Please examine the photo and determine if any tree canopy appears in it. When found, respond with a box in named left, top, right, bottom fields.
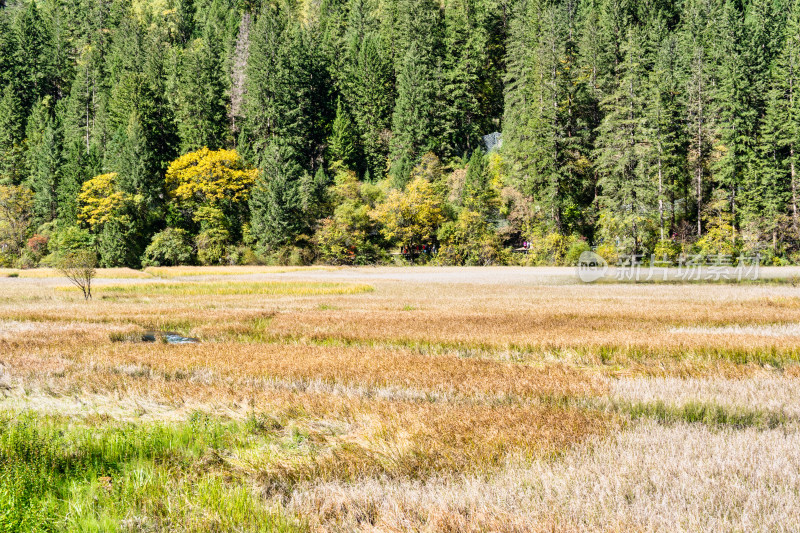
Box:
left=1, top=0, right=799, bottom=267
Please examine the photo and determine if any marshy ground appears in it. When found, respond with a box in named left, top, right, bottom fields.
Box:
left=1, top=266, right=800, bottom=531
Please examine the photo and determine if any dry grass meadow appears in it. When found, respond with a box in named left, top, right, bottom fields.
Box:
left=2, top=266, right=800, bottom=531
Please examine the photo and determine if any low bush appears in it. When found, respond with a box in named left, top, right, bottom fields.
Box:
left=142, top=228, right=194, bottom=267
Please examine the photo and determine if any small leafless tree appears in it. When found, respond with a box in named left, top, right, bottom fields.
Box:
left=57, top=249, right=97, bottom=300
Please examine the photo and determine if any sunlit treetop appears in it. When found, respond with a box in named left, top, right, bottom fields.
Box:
left=165, top=148, right=258, bottom=208
left=77, top=173, right=129, bottom=230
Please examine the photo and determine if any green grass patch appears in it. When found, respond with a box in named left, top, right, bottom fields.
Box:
left=616, top=399, right=790, bottom=429
left=0, top=411, right=302, bottom=532
left=90, top=281, right=374, bottom=298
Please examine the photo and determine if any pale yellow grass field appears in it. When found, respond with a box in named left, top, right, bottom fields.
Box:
left=1, top=267, right=799, bottom=530
left=0, top=267, right=152, bottom=278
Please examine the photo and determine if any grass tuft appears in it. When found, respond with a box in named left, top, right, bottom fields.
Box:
left=95, top=281, right=374, bottom=298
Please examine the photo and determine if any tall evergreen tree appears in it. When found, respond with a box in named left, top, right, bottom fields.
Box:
left=442, top=0, right=484, bottom=157
left=0, top=83, right=26, bottom=184
left=680, top=0, right=718, bottom=235
left=647, top=31, right=688, bottom=239
left=174, top=27, right=229, bottom=152
left=713, top=0, right=753, bottom=219
left=241, top=3, right=329, bottom=170
left=25, top=97, right=62, bottom=224
left=340, top=29, right=394, bottom=179
left=327, top=96, right=358, bottom=169
left=594, top=27, right=654, bottom=253
left=389, top=0, right=445, bottom=182
left=12, top=0, right=54, bottom=111
left=504, top=0, right=594, bottom=233
left=248, top=142, right=308, bottom=250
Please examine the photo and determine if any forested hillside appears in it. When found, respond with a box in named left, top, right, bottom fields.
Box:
left=0, top=0, right=798, bottom=267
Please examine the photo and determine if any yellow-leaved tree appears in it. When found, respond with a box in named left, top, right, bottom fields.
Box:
left=164, top=148, right=258, bottom=264
left=373, top=177, right=445, bottom=256
left=165, top=148, right=257, bottom=214
left=77, top=173, right=130, bottom=231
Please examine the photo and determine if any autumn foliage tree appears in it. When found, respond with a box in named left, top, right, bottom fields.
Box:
left=165, top=148, right=257, bottom=229
left=373, top=177, right=445, bottom=258
left=77, top=173, right=129, bottom=231
left=163, top=148, right=257, bottom=264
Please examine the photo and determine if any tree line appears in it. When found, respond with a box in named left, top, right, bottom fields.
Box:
left=0, top=0, right=799, bottom=268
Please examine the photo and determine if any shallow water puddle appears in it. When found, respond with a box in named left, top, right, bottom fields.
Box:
left=141, top=331, right=199, bottom=344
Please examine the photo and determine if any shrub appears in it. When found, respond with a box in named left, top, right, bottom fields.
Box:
left=525, top=232, right=567, bottom=265
left=142, top=228, right=194, bottom=267
left=98, top=217, right=144, bottom=268
left=40, top=226, right=95, bottom=266
left=196, top=228, right=229, bottom=265
left=26, top=234, right=48, bottom=258
left=564, top=238, right=590, bottom=265
left=653, top=239, right=680, bottom=262
left=436, top=210, right=507, bottom=266
left=594, top=243, right=619, bottom=265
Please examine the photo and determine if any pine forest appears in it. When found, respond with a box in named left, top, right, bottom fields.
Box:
left=0, top=0, right=798, bottom=267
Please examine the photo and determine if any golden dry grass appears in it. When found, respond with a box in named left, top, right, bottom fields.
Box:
left=2, top=268, right=800, bottom=530
left=143, top=265, right=338, bottom=278
left=0, top=267, right=152, bottom=278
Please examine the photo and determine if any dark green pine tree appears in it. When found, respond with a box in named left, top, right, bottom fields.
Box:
left=712, top=0, right=754, bottom=219
left=757, top=78, right=792, bottom=249
left=646, top=31, right=688, bottom=240
left=12, top=0, right=54, bottom=111
left=679, top=0, right=718, bottom=236
left=753, top=0, right=800, bottom=239
left=104, top=16, right=179, bottom=215
left=106, top=111, right=163, bottom=212
left=327, top=96, right=358, bottom=169
left=174, top=26, right=230, bottom=152
left=0, top=83, right=26, bottom=184
left=248, top=142, right=307, bottom=250
left=340, top=28, right=394, bottom=180
left=389, top=0, right=445, bottom=184
left=442, top=0, right=483, bottom=157
left=241, top=4, right=327, bottom=170
left=594, top=28, right=654, bottom=254
left=0, top=8, right=15, bottom=90
left=504, top=0, right=594, bottom=234
left=25, top=97, right=62, bottom=224
left=502, top=0, right=539, bottom=193
left=60, top=44, right=106, bottom=225
left=175, top=0, right=196, bottom=44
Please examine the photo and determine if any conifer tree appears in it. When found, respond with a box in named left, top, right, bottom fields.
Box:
left=594, top=28, right=654, bottom=253
left=463, top=148, right=498, bottom=216
left=327, top=97, right=358, bottom=169
left=647, top=31, right=688, bottom=239
left=174, top=28, right=229, bottom=152
left=0, top=83, right=26, bottom=184
left=713, top=0, right=753, bottom=218
left=389, top=0, right=445, bottom=181
left=340, top=30, right=393, bottom=179
left=25, top=97, right=62, bottom=224
left=12, top=0, right=53, bottom=111
left=442, top=0, right=483, bottom=156
left=242, top=4, right=327, bottom=170
left=248, top=142, right=307, bottom=250
left=680, top=0, right=718, bottom=236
